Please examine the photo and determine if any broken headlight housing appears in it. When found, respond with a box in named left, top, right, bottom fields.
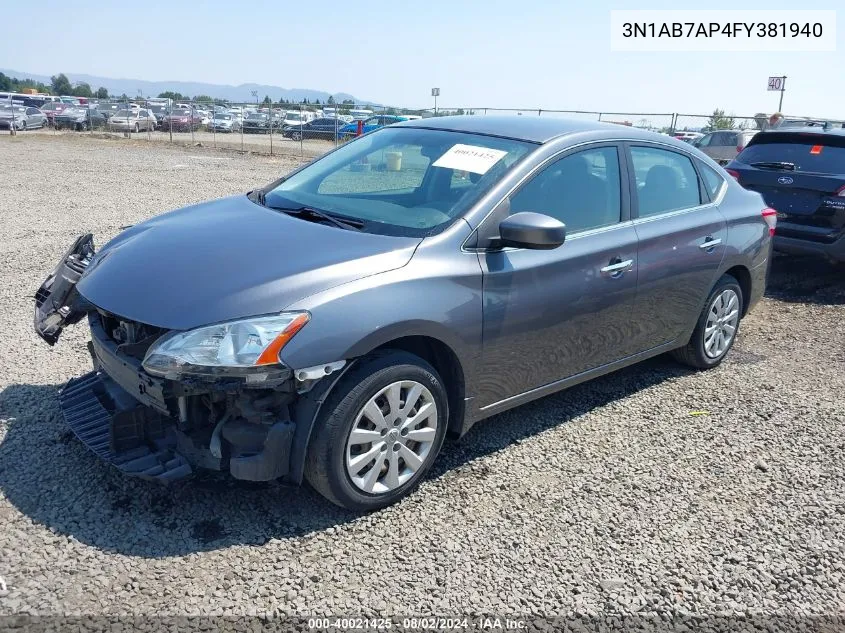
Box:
left=142, top=312, right=309, bottom=380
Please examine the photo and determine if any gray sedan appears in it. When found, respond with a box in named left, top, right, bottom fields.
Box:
left=0, top=105, right=47, bottom=130
left=33, top=117, right=773, bottom=510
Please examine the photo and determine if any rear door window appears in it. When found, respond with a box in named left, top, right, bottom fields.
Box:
left=736, top=134, right=845, bottom=174
left=630, top=146, right=702, bottom=217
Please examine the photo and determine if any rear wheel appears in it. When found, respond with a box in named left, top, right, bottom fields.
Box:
left=291, top=131, right=302, bottom=141
left=305, top=351, right=448, bottom=511
left=671, top=275, right=743, bottom=369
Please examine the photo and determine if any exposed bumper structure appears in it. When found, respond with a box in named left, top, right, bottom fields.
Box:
left=60, top=371, right=192, bottom=482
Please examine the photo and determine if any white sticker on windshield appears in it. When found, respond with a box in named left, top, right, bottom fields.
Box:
left=432, top=144, right=508, bottom=175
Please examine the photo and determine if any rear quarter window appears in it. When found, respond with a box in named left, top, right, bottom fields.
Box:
left=698, top=163, right=726, bottom=200
left=737, top=134, right=845, bottom=174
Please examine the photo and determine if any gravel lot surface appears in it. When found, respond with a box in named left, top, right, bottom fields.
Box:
left=1, top=134, right=844, bottom=627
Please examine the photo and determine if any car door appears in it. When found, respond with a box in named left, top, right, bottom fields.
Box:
left=475, top=143, right=642, bottom=408
left=626, top=143, right=727, bottom=349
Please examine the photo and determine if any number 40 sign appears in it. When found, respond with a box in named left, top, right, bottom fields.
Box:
left=767, top=76, right=786, bottom=91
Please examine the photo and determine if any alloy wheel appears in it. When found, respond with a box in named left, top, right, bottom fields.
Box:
left=345, top=380, right=438, bottom=494
left=704, top=288, right=739, bottom=359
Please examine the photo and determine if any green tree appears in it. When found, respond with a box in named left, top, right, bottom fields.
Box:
left=95, top=87, right=109, bottom=99
left=262, top=95, right=271, bottom=105
left=50, top=73, right=73, bottom=95
left=72, top=82, right=93, bottom=98
left=706, top=108, right=736, bottom=131
left=327, top=95, right=335, bottom=105
left=0, top=73, right=11, bottom=91
left=158, top=91, right=185, bottom=101
left=341, top=99, right=354, bottom=105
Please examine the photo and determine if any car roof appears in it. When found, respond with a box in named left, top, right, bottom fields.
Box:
left=393, top=115, right=684, bottom=145
left=759, top=126, right=845, bottom=137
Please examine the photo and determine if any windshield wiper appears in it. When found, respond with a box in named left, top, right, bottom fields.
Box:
left=751, top=161, right=796, bottom=171
left=268, top=204, right=364, bottom=231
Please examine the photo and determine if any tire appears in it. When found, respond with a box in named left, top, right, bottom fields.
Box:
left=134, top=123, right=140, bottom=133
left=291, top=131, right=302, bottom=141
left=671, top=274, right=743, bottom=369
left=304, top=351, right=449, bottom=511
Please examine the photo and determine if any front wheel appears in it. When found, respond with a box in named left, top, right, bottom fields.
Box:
left=291, top=131, right=302, bottom=141
left=305, top=351, right=448, bottom=511
left=671, top=274, right=743, bottom=369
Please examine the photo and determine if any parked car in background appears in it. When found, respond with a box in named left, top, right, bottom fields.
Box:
left=39, top=101, right=72, bottom=126
left=160, top=109, right=202, bottom=132
left=243, top=111, right=275, bottom=133
left=0, top=104, right=28, bottom=130
left=725, top=127, right=845, bottom=262
left=107, top=109, right=157, bottom=133
left=96, top=103, right=123, bottom=121
left=283, top=117, right=345, bottom=141
left=337, top=115, right=408, bottom=139
left=282, top=110, right=315, bottom=128
left=674, top=131, right=704, bottom=144
left=208, top=112, right=241, bottom=133
left=693, top=129, right=758, bottom=165
left=147, top=104, right=169, bottom=128
left=33, top=117, right=772, bottom=511
left=55, top=106, right=107, bottom=131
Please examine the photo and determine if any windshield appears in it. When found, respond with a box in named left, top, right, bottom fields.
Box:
left=263, top=127, right=534, bottom=237
left=738, top=133, right=845, bottom=174
left=285, top=112, right=304, bottom=121
left=214, top=113, right=232, bottom=120
left=113, top=110, right=133, bottom=117
left=247, top=113, right=268, bottom=120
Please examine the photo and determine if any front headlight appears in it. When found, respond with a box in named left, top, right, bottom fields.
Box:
left=142, top=312, right=309, bottom=379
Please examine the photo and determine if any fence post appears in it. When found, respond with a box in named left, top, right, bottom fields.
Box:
left=269, top=102, right=274, bottom=156
left=669, top=113, right=677, bottom=135
left=190, top=99, right=195, bottom=145
left=240, top=103, right=244, bottom=152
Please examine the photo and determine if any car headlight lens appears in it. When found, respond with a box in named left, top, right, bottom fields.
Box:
left=142, top=312, right=309, bottom=379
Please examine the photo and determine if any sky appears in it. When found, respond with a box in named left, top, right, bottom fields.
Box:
left=1, top=0, right=842, bottom=120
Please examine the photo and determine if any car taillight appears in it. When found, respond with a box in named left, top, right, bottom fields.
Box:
left=762, top=208, right=777, bottom=236
left=725, top=168, right=740, bottom=181
left=836, top=184, right=845, bottom=197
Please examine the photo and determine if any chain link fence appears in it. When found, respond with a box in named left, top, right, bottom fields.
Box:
left=16, top=97, right=845, bottom=161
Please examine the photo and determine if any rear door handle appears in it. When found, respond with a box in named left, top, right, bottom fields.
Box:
left=600, top=259, right=634, bottom=277
left=699, top=237, right=722, bottom=250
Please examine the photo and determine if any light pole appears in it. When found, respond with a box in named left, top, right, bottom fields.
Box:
left=431, top=87, right=440, bottom=116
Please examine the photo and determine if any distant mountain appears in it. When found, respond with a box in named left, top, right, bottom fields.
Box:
left=0, top=68, right=364, bottom=104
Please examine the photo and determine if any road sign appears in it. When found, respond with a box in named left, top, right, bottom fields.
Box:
left=767, top=76, right=786, bottom=91
left=431, top=88, right=440, bottom=97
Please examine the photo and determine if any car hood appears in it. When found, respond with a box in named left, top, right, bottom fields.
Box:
left=76, top=195, right=420, bottom=330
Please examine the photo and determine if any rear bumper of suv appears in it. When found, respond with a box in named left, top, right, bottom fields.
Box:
left=773, top=234, right=845, bottom=262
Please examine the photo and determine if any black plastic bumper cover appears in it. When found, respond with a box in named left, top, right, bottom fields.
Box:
left=59, top=372, right=192, bottom=482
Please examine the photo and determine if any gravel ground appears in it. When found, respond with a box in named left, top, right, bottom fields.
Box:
left=1, top=134, right=844, bottom=627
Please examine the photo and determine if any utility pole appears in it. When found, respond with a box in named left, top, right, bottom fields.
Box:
left=778, top=75, right=786, bottom=112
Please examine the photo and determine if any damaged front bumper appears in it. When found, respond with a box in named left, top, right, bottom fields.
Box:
left=35, top=236, right=299, bottom=484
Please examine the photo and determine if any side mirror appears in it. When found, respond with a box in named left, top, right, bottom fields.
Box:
left=498, top=212, right=566, bottom=250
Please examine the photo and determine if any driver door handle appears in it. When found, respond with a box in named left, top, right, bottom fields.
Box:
left=600, top=259, right=634, bottom=277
